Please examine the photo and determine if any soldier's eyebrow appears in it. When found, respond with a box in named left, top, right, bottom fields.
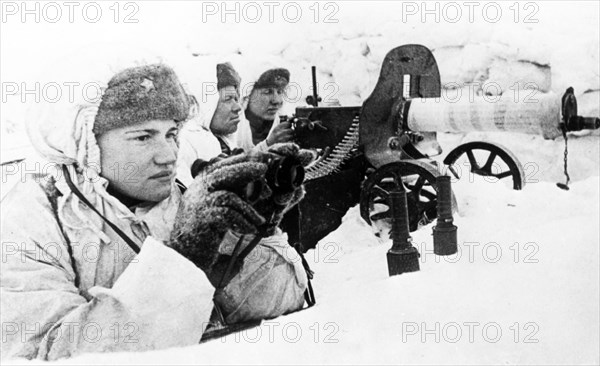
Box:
left=125, top=129, right=159, bottom=135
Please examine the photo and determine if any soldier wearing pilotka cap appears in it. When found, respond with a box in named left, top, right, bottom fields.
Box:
left=236, top=67, right=295, bottom=152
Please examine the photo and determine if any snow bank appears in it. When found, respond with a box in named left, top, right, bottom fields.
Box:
left=11, top=175, right=598, bottom=365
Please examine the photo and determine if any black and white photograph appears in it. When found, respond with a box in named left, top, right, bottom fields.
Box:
left=1, top=0, right=599, bottom=364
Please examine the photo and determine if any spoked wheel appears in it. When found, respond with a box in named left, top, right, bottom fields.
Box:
left=442, top=142, right=525, bottom=190
left=360, top=160, right=450, bottom=232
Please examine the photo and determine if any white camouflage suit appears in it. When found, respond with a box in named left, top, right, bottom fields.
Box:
left=0, top=64, right=306, bottom=361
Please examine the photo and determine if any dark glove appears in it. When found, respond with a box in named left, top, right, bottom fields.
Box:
left=190, top=148, right=246, bottom=179
left=268, top=142, right=317, bottom=168
left=252, top=143, right=316, bottom=236
left=169, top=153, right=269, bottom=278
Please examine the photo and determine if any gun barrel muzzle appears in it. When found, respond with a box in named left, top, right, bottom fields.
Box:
left=566, top=116, right=600, bottom=132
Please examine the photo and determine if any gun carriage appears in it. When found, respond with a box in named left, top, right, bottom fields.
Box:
left=281, top=44, right=600, bottom=251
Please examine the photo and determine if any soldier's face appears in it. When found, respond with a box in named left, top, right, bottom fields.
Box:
left=97, top=119, right=179, bottom=203
left=247, top=87, right=285, bottom=121
left=210, top=86, right=242, bottom=135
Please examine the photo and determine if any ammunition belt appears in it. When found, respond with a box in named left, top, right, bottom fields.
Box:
left=305, top=116, right=360, bottom=181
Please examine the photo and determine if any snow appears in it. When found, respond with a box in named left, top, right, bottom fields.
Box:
left=1, top=1, right=599, bottom=365
left=7, top=135, right=599, bottom=365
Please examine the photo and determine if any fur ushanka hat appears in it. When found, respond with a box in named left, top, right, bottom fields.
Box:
left=252, top=68, right=290, bottom=91
left=216, top=62, right=241, bottom=91
left=94, top=64, right=191, bottom=135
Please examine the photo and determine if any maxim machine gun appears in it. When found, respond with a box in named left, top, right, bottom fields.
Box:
left=281, top=44, right=600, bottom=252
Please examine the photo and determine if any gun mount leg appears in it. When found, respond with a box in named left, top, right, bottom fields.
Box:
left=360, top=160, right=456, bottom=232
left=443, top=142, right=525, bottom=190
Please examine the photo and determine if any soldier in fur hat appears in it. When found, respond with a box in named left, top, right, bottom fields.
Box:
left=236, top=68, right=295, bottom=152
left=1, top=62, right=308, bottom=360
left=177, top=62, right=244, bottom=186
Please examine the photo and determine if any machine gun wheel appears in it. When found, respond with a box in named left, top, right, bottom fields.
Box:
left=360, top=160, right=453, bottom=232
left=443, top=142, right=525, bottom=190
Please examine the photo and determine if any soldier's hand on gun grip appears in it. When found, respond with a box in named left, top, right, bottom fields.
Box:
left=168, top=154, right=269, bottom=275
left=266, top=122, right=295, bottom=146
